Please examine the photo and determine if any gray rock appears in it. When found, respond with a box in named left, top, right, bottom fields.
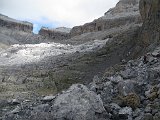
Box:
left=100, top=81, right=114, bottom=103
left=134, top=113, right=144, bottom=120
left=120, top=68, right=137, bottom=79
left=10, top=106, right=20, bottom=114
left=119, top=107, right=132, bottom=120
left=41, top=95, right=56, bottom=102
left=144, top=106, right=152, bottom=113
left=9, top=99, right=20, bottom=105
left=33, top=104, right=50, bottom=112
left=153, top=112, right=160, bottom=120
left=93, top=75, right=101, bottom=84
left=133, top=108, right=142, bottom=118
left=152, top=47, right=160, bottom=57
left=143, top=113, right=153, bottom=120
left=52, top=84, right=106, bottom=120
left=110, top=103, right=121, bottom=111
left=0, top=100, right=8, bottom=108
left=107, top=75, right=123, bottom=84
left=117, top=80, right=136, bottom=96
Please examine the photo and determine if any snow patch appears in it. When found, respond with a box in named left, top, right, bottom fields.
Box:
left=0, top=39, right=108, bottom=66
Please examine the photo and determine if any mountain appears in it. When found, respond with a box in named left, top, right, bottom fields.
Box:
left=0, top=14, right=71, bottom=48
left=38, top=27, right=71, bottom=40
left=0, top=0, right=160, bottom=119
left=70, top=0, right=141, bottom=37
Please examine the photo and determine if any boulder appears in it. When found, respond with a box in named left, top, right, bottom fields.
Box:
left=119, top=107, right=133, bottom=120
left=52, top=84, right=106, bottom=120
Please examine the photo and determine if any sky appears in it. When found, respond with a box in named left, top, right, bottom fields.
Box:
left=0, top=0, right=119, bottom=33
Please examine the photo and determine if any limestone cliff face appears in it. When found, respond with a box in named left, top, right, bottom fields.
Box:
left=39, top=27, right=71, bottom=40
left=139, top=0, right=160, bottom=47
left=0, top=14, right=33, bottom=33
left=70, top=0, right=141, bottom=37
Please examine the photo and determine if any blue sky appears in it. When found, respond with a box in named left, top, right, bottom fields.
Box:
left=0, top=0, right=119, bottom=33
left=26, top=17, right=60, bottom=34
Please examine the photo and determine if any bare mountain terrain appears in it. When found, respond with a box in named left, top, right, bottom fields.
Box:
left=0, top=0, right=160, bottom=119
left=0, top=0, right=142, bottom=99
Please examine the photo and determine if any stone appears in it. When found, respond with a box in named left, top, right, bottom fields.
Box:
left=120, top=68, right=137, bottom=79
left=146, top=55, right=158, bottom=65
left=145, top=106, right=152, bottom=113
left=152, top=109, right=158, bottom=115
left=154, top=112, right=160, bottom=120
left=52, top=84, right=106, bottom=120
left=152, top=47, right=160, bottom=57
left=143, top=113, right=153, bottom=120
left=10, top=106, right=20, bottom=114
left=41, top=95, right=56, bottom=102
left=100, top=81, right=114, bottom=103
left=107, top=75, right=123, bottom=84
left=92, top=75, right=101, bottom=84
left=149, top=92, right=158, bottom=100
left=119, top=107, right=132, bottom=119
left=9, top=99, right=20, bottom=105
left=133, top=108, right=142, bottom=118
left=0, top=100, right=8, bottom=108
left=117, top=80, right=136, bottom=96
left=33, top=104, right=50, bottom=112
left=110, top=103, right=121, bottom=111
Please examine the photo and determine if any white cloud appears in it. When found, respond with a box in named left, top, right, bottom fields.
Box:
left=0, top=0, right=119, bottom=28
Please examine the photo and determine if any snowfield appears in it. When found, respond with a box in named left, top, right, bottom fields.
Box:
left=0, top=39, right=108, bottom=66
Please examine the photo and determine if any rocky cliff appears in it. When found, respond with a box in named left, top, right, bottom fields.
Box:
left=0, top=14, right=33, bottom=33
left=0, top=14, right=71, bottom=46
left=70, top=0, right=141, bottom=37
left=39, top=27, right=71, bottom=40
left=138, top=0, right=160, bottom=48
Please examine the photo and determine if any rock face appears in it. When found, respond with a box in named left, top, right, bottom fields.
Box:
left=70, top=0, right=141, bottom=37
left=39, top=27, right=71, bottom=40
left=52, top=84, right=106, bottom=120
left=0, top=14, right=70, bottom=46
left=0, top=14, right=33, bottom=33
left=139, top=0, right=160, bottom=48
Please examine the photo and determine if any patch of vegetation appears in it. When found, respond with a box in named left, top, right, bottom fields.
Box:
left=36, top=72, right=57, bottom=95
left=0, top=85, right=8, bottom=93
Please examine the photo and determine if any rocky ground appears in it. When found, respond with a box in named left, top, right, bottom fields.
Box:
left=0, top=0, right=160, bottom=119
left=0, top=46, right=160, bottom=120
